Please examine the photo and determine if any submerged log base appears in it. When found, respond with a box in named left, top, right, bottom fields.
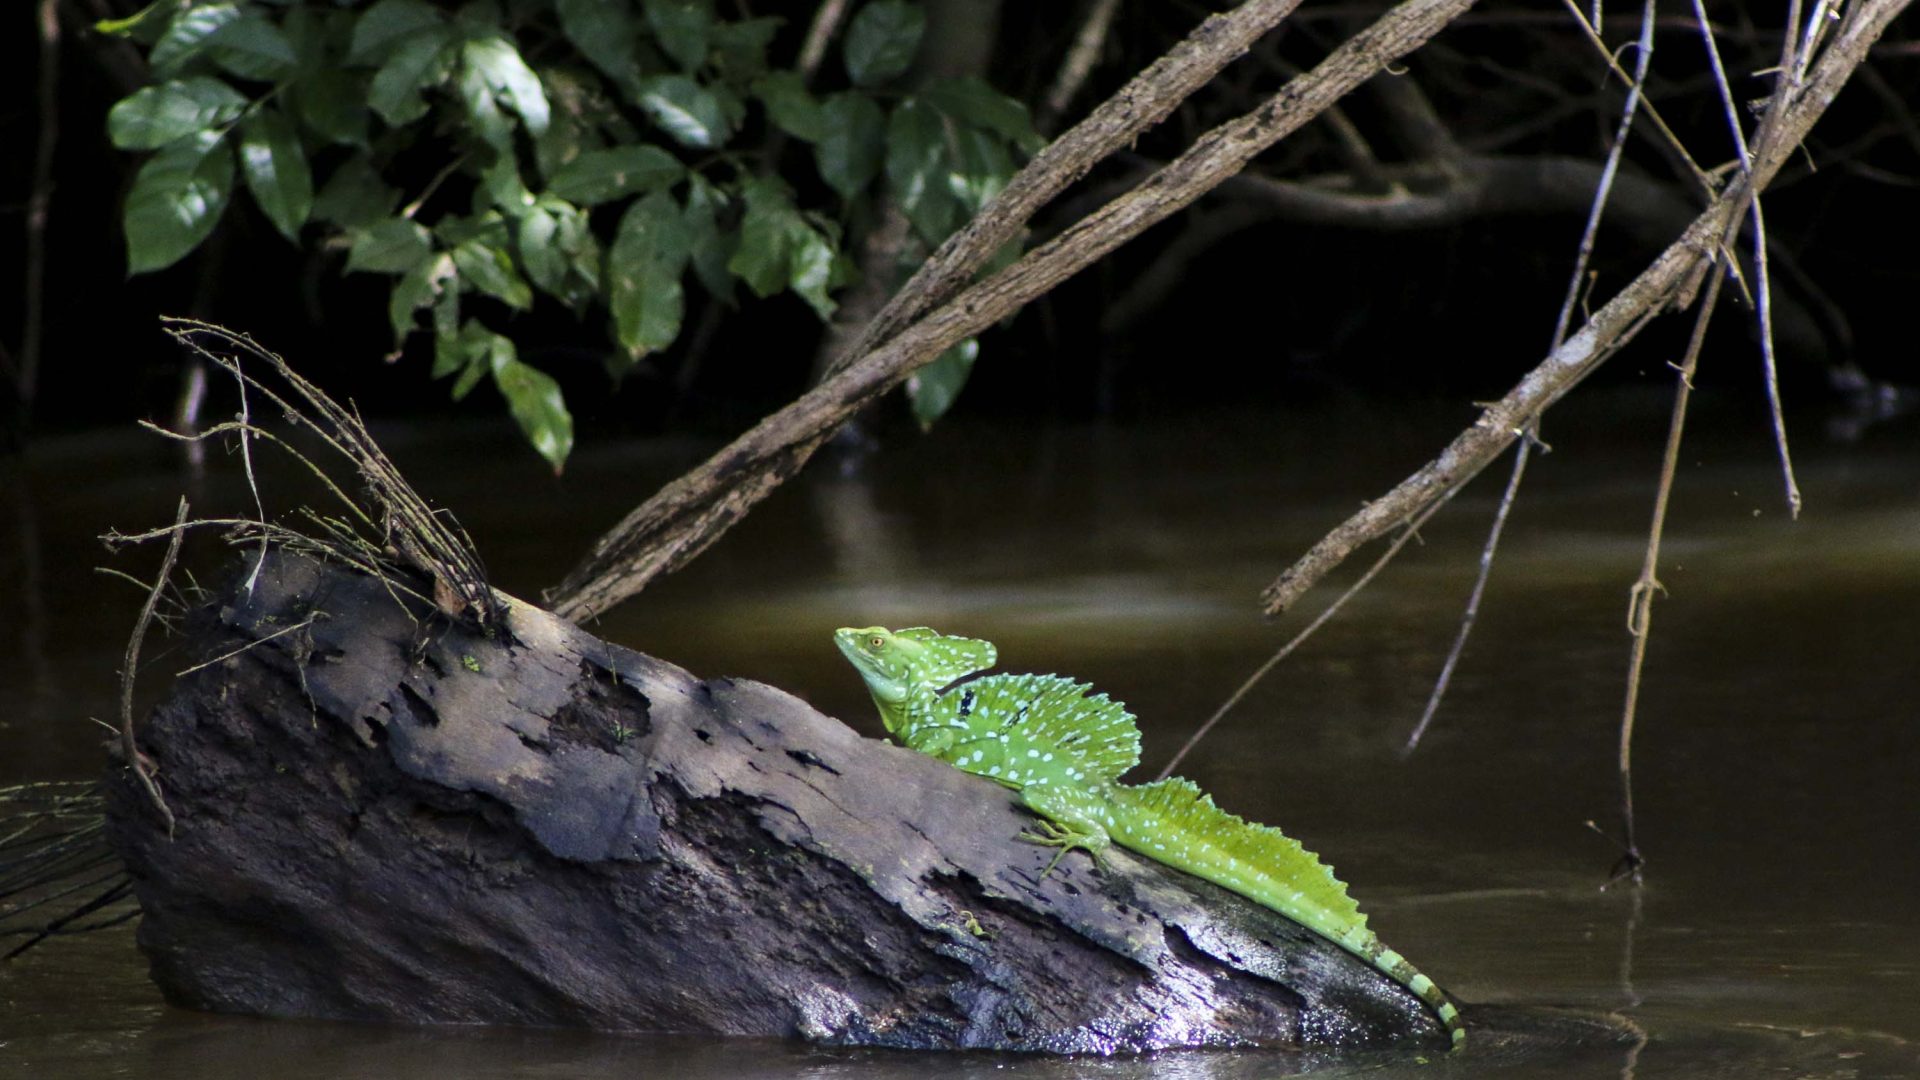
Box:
left=104, top=553, right=1448, bottom=1054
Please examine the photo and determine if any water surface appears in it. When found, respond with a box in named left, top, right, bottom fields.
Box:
left=3, top=391, right=1916, bottom=1077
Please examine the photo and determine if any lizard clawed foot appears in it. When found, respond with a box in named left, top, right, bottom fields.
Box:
left=1018, top=820, right=1109, bottom=880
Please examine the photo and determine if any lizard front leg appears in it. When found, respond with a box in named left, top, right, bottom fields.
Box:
left=1018, top=784, right=1114, bottom=879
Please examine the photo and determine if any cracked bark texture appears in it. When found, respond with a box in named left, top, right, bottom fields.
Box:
left=103, top=552, right=1447, bottom=1053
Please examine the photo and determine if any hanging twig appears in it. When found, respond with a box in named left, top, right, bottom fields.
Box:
left=1158, top=495, right=1455, bottom=780
left=1260, top=0, right=1910, bottom=617
left=1402, top=435, right=1532, bottom=754
left=1608, top=0, right=1821, bottom=881
left=1556, top=0, right=1715, bottom=199
left=1690, top=0, right=1804, bottom=519
left=118, top=498, right=187, bottom=838
left=1614, top=263, right=1728, bottom=882
left=1408, top=0, right=1657, bottom=753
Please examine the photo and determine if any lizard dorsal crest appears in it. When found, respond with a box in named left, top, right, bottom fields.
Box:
left=957, top=673, right=1143, bottom=783
left=1123, top=777, right=1369, bottom=942
left=890, top=627, right=998, bottom=688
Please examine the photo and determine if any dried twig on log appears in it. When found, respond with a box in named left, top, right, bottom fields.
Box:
left=116, top=497, right=187, bottom=837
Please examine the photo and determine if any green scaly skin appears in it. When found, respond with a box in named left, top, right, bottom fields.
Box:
left=835, top=625, right=1466, bottom=1050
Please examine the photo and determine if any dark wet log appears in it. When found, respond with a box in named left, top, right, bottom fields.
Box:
left=103, top=552, right=1447, bottom=1053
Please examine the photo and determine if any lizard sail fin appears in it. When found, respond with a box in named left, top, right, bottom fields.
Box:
left=889, top=627, right=998, bottom=688
left=958, top=673, right=1142, bottom=783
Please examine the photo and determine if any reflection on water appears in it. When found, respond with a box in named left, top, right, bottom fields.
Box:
left=2, top=391, right=1917, bottom=1077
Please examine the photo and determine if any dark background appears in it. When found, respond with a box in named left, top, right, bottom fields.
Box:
left=3, top=1, right=1917, bottom=450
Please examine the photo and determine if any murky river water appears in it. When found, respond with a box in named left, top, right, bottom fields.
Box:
left=2, top=389, right=1916, bottom=1077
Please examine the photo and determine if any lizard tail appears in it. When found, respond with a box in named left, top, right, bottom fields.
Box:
left=1109, top=779, right=1466, bottom=1049
left=1367, top=942, right=1466, bottom=1050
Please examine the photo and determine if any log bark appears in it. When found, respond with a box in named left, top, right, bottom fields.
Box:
left=103, top=552, right=1448, bottom=1053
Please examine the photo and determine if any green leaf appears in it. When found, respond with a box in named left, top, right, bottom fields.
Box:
left=906, top=337, right=977, bottom=430
left=432, top=210, right=510, bottom=248
left=455, top=61, right=512, bottom=151
left=461, top=36, right=549, bottom=135
left=885, top=97, right=957, bottom=243
left=150, top=2, right=242, bottom=76
left=432, top=319, right=491, bottom=394
left=815, top=93, right=885, bottom=201
left=480, top=155, right=535, bottom=216
left=237, top=110, right=312, bottom=241
left=643, top=0, right=712, bottom=71
left=787, top=218, right=837, bottom=320
left=557, top=206, right=603, bottom=298
left=430, top=318, right=574, bottom=473
left=290, top=66, right=370, bottom=147
left=545, top=145, right=682, bottom=205
left=108, top=78, right=248, bottom=150
left=608, top=191, right=691, bottom=359
left=947, top=125, right=1013, bottom=213
left=683, top=175, right=731, bottom=300
left=511, top=198, right=600, bottom=306
left=388, top=251, right=453, bottom=346
left=347, top=0, right=443, bottom=65
left=283, top=8, right=370, bottom=145
left=555, top=0, right=641, bottom=90
left=923, top=76, right=1042, bottom=152
left=532, top=68, right=602, bottom=179
left=844, top=0, right=923, bottom=87
left=452, top=237, right=534, bottom=309
left=367, top=27, right=453, bottom=126
left=123, top=131, right=235, bottom=274
left=727, top=178, right=791, bottom=297
left=312, top=155, right=398, bottom=227
left=346, top=217, right=432, bottom=273
left=639, top=75, right=729, bottom=149
left=489, top=346, right=574, bottom=474
left=753, top=71, right=823, bottom=142
left=516, top=204, right=564, bottom=296
left=432, top=273, right=463, bottom=374
left=208, top=14, right=297, bottom=81
left=452, top=346, right=490, bottom=400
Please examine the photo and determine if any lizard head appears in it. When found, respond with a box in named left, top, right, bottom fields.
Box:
left=835, top=626, right=913, bottom=705
left=834, top=626, right=998, bottom=705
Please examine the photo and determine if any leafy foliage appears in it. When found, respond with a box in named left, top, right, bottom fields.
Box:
left=104, top=0, right=1039, bottom=469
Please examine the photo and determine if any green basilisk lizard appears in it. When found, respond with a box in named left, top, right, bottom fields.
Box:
left=835, top=625, right=1465, bottom=1049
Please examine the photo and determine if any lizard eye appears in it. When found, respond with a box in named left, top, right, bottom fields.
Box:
left=868, top=635, right=886, bottom=650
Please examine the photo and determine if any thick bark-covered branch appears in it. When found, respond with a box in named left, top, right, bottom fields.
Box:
left=548, top=0, right=1479, bottom=622
left=104, top=552, right=1449, bottom=1052
left=1260, top=0, right=1910, bottom=615
left=828, top=0, right=1309, bottom=376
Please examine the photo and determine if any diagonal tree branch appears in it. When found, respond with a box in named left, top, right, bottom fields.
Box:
left=549, top=0, right=1480, bottom=621
left=1259, top=0, right=1911, bottom=616
left=822, top=0, right=1312, bottom=380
